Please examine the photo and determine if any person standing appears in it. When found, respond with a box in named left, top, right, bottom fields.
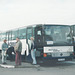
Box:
left=14, top=37, right=22, bottom=66
left=30, top=37, right=37, bottom=65
left=2, top=39, right=8, bottom=64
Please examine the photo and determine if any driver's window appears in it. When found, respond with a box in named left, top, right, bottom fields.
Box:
left=37, top=31, right=41, bottom=35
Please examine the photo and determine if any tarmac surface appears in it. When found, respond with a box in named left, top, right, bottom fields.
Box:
left=0, top=59, right=40, bottom=68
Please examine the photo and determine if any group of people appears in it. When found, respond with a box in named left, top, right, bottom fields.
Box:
left=1, top=37, right=37, bottom=66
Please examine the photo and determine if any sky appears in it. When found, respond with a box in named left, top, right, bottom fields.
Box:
left=0, top=0, right=75, bottom=31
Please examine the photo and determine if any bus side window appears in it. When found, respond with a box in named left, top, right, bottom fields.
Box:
left=12, top=30, right=18, bottom=40
left=19, top=28, right=26, bottom=39
left=26, top=27, right=32, bottom=44
left=6, top=31, right=12, bottom=41
left=1, top=32, right=7, bottom=40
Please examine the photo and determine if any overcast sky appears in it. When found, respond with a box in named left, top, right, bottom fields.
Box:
left=0, top=0, right=75, bottom=31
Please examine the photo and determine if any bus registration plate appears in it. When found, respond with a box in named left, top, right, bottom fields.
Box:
left=58, top=58, right=65, bottom=61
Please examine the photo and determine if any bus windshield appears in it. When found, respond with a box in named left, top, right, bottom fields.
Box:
left=44, top=25, right=72, bottom=46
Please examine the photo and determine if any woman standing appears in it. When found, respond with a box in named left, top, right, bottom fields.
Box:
left=2, top=39, right=8, bottom=64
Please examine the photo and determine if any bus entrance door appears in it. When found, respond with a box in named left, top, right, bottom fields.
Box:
left=35, top=25, right=44, bottom=57
left=35, top=25, right=43, bottom=48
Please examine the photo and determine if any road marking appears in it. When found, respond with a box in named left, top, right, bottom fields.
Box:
left=0, top=64, right=15, bottom=68
left=0, top=64, right=40, bottom=68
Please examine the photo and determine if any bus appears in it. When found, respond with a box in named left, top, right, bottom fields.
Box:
left=71, top=25, right=75, bottom=57
left=0, top=24, right=74, bottom=62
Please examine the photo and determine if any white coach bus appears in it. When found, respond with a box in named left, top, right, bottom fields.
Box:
left=0, top=24, right=74, bottom=62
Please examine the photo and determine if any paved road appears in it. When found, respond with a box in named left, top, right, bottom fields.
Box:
left=0, top=59, right=75, bottom=75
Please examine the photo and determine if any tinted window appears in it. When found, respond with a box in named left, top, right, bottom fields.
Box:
left=19, top=28, right=26, bottom=39
left=27, top=28, right=32, bottom=39
left=1, top=32, right=6, bottom=41
left=6, top=31, right=12, bottom=40
left=12, top=30, right=18, bottom=40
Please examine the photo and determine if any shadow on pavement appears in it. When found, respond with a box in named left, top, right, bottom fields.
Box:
left=38, top=60, right=75, bottom=67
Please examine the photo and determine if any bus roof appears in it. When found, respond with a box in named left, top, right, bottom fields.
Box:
left=0, top=24, right=71, bottom=32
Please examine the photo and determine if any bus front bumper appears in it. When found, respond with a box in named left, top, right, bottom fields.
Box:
left=43, top=56, right=74, bottom=61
